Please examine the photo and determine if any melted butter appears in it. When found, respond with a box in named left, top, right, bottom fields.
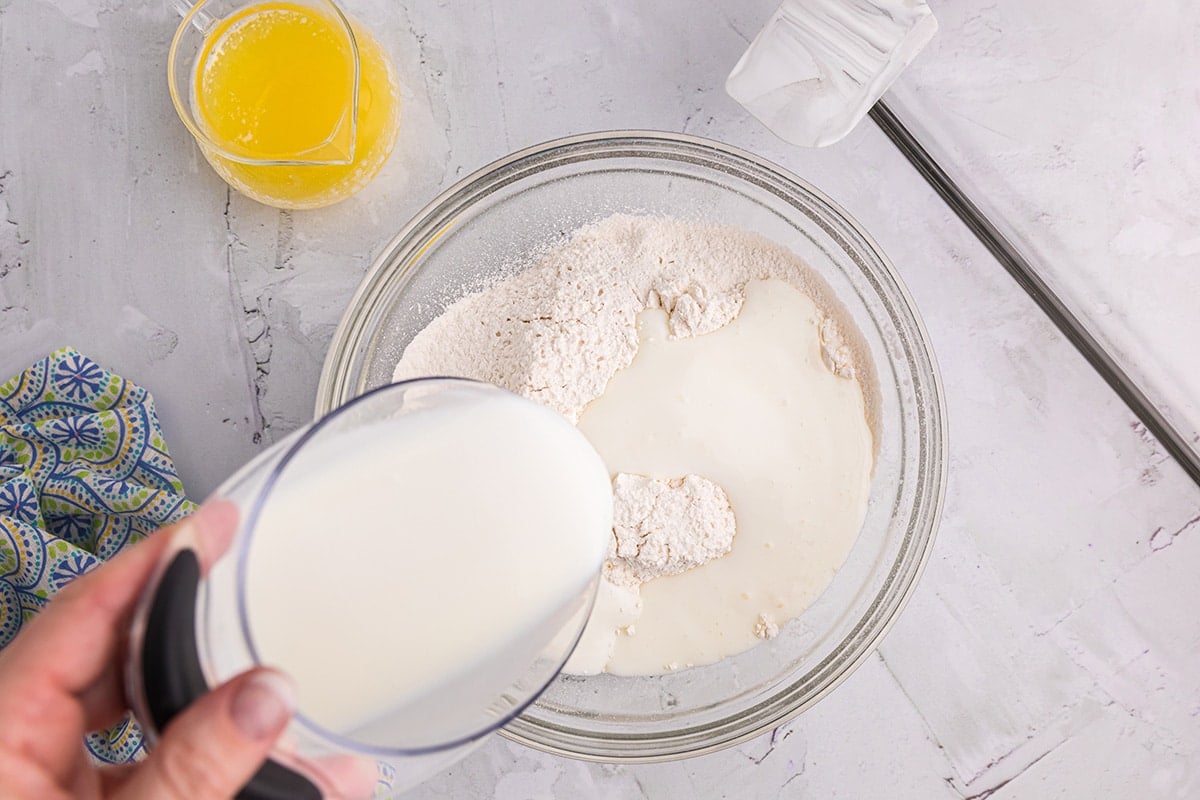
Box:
left=573, top=278, right=874, bottom=675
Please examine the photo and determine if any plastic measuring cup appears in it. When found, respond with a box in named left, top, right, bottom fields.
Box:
left=125, top=379, right=611, bottom=798
left=168, top=0, right=401, bottom=209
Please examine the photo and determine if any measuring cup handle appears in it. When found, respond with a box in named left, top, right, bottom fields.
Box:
left=170, top=0, right=217, bottom=31
left=139, top=549, right=321, bottom=800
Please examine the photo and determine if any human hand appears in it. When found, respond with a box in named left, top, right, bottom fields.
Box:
left=0, top=502, right=298, bottom=799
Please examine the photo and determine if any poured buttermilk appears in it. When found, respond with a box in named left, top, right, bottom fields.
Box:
left=573, top=279, right=874, bottom=675
left=242, top=388, right=612, bottom=744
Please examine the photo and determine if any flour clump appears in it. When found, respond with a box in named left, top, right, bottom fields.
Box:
left=607, top=473, right=737, bottom=587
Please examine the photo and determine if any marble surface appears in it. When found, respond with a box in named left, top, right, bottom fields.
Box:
left=889, top=0, right=1200, bottom=475
left=1, top=1, right=1199, bottom=798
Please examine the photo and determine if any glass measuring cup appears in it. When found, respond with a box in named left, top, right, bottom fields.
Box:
left=168, top=0, right=402, bottom=209
left=125, top=379, right=610, bottom=798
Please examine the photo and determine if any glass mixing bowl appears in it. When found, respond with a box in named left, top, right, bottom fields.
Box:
left=316, top=131, right=947, bottom=762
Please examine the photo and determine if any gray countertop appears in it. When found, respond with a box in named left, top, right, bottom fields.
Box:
left=2, top=1, right=1198, bottom=797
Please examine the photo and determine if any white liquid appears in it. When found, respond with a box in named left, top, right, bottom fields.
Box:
left=573, top=279, right=874, bottom=675
left=243, top=386, right=612, bottom=745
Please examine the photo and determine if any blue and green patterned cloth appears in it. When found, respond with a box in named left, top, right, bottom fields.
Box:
left=0, top=347, right=195, bottom=764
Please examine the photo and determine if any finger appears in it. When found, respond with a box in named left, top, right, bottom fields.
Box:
left=113, top=667, right=295, bottom=800
left=267, top=736, right=378, bottom=800
left=306, top=754, right=380, bottom=800
left=99, top=762, right=138, bottom=793
left=0, top=501, right=238, bottom=728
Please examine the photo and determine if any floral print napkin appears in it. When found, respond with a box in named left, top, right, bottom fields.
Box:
left=0, top=347, right=195, bottom=763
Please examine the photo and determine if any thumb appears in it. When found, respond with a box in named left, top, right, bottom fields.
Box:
left=117, top=668, right=296, bottom=799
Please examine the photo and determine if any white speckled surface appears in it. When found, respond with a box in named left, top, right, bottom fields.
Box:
left=1, top=1, right=1198, bottom=797
left=888, top=0, right=1200, bottom=475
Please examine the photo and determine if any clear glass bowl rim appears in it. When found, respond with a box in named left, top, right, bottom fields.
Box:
left=315, top=130, right=948, bottom=763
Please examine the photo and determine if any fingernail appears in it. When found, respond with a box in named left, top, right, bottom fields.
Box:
left=345, top=757, right=381, bottom=800
left=186, top=501, right=239, bottom=569
left=231, top=669, right=296, bottom=741
left=312, top=755, right=380, bottom=800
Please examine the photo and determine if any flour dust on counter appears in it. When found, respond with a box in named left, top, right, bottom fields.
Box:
left=392, top=215, right=876, bottom=676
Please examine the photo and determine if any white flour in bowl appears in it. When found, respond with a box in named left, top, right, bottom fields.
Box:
left=393, top=215, right=876, bottom=675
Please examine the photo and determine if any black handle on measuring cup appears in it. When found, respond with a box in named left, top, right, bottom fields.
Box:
left=141, top=549, right=321, bottom=800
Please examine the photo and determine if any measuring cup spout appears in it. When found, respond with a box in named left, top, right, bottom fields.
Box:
left=167, top=0, right=361, bottom=167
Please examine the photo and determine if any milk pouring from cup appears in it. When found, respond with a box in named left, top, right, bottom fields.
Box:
left=125, top=380, right=613, bottom=798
